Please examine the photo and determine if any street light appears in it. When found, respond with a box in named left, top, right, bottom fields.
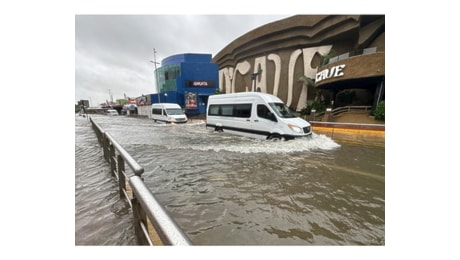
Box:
left=150, top=48, right=160, bottom=103
left=251, top=67, right=262, bottom=92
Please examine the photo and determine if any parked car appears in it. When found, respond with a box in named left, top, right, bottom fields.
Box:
left=107, top=109, right=119, bottom=116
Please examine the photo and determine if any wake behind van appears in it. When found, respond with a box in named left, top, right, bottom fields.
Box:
left=151, top=103, right=188, bottom=123
left=206, top=92, right=312, bottom=140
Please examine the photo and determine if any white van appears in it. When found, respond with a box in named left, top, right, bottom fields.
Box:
left=206, top=92, right=312, bottom=140
left=151, top=103, right=188, bottom=123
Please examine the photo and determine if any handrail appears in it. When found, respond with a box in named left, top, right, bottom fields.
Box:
left=331, top=106, right=372, bottom=117
left=88, top=116, right=191, bottom=245
left=307, top=106, right=373, bottom=123
left=90, top=117, right=144, bottom=176
left=105, top=132, right=144, bottom=176
left=130, top=176, right=192, bottom=245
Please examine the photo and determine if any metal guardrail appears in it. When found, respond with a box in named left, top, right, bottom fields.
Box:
left=331, top=106, right=372, bottom=117
left=307, top=105, right=372, bottom=122
left=130, top=176, right=191, bottom=245
left=89, top=117, right=191, bottom=245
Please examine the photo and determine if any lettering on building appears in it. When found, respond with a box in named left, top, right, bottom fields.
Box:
left=185, top=80, right=215, bottom=87
left=315, top=64, right=346, bottom=83
left=218, top=45, right=333, bottom=111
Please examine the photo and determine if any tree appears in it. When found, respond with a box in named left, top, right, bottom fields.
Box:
left=320, top=49, right=337, bottom=66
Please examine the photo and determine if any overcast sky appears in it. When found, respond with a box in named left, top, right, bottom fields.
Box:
left=75, top=15, right=291, bottom=106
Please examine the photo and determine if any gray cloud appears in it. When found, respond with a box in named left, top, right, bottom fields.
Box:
left=75, top=15, right=290, bottom=106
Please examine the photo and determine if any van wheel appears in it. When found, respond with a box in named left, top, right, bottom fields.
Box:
left=267, top=134, right=283, bottom=141
left=215, top=126, right=223, bottom=132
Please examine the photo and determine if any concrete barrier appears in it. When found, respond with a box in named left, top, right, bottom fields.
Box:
left=311, top=122, right=385, bottom=147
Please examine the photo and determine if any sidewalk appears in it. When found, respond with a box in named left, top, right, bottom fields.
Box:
left=331, top=111, right=384, bottom=125
left=309, top=111, right=385, bottom=146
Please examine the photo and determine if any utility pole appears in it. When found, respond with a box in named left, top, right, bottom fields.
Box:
left=108, top=89, right=113, bottom=103
left=150, top=48, right=160, bottom=103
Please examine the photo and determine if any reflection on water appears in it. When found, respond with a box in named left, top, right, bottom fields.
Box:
left=75, top=115, right=384, bottom=245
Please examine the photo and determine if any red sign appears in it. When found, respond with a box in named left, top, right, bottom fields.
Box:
left=185, top=92, right=197, bottom=110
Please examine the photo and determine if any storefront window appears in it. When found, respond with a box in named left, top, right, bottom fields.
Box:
left=156, top=64, right=180, bottom=92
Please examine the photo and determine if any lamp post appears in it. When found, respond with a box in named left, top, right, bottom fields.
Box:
left=251, top=67, right=262, bottom=92
left=150, top=48, right=160, bottom=104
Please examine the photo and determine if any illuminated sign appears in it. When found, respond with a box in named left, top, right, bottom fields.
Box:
left=185, top=80, right=215, bottom=87
left=315, top=64, right=346, bottom=83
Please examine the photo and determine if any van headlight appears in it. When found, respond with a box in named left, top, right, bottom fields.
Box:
left=288, top=124, right=302, bottom=133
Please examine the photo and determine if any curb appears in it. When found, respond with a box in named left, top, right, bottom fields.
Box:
left=310, top=121, right=385, bottom=147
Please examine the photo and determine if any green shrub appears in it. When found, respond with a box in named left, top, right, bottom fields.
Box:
left=300, top=101, right=326, bottom=116
left=374, top=101, right=385, bottom=120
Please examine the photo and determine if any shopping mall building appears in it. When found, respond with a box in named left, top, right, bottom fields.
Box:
left=212, top=14, right=384, bottom=112
left=142, top=15, right=384, bottom=118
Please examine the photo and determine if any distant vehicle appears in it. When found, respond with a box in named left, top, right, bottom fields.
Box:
left=206, top=92, right=312, bottom=140
left=151, top=103, right=188, bottom=123
left=107, top=109, right=119, bottom=116
left=121, top=104, right=138, bottom=115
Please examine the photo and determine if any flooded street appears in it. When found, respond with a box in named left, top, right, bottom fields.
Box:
left=75, top=114, right=384, bottom=245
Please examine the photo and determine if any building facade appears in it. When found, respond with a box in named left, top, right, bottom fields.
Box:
left=212, top=15, right=385, bottom=112
left=151, top=53, right=219, bottom=116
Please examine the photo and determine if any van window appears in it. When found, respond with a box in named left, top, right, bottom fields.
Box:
left=269, top=103, right=297, bottom=118
left=165, top=108, right=184, bottom=115
left=152, top=108, right=162, bottom=115
left=208, top=104, right=251, bottom=118
left=234, top=104, right=251, bottom=117
left=221, top=105, right=233, bottom=116
left=257, top=104, right=277, bottom=121
left=209, top=105, right=220, bottom=115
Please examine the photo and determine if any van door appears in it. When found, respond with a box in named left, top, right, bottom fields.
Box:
left=224, top=104, right=252, bottom=131
left=255, top=104, right=279, bottom=138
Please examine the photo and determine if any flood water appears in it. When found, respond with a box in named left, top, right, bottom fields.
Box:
left=75, top=114, right=384, bottom=245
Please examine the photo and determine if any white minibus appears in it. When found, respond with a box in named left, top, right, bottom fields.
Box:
left=206, top=92, right=312, bottom=140
left=151, top=103, right=188, bottom=123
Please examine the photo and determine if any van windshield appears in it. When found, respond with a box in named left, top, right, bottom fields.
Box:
left=269, top=103, right=297, bottom=118
left=165, top=108, right=184, bottom=115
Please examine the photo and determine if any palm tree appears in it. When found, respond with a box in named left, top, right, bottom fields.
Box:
left=298, top=75, right=316, bottom=108
left=320, top=49, right=337, bottom=66
left=298, top=49, right=336, bottom=114
left=298, top=75, right=316, bottom=88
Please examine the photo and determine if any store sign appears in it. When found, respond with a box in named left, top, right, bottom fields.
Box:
left=185, top=80, right=215, bottom=87
left=315, top=64, right=346, bottom=83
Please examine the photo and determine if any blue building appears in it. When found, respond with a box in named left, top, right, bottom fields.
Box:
left=150, top=53, right=219, bottom=117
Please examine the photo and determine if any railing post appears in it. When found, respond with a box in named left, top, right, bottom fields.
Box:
left=102, top=133, right=109, bottom=163
left=131, top=197, right=150, bottom=245
left=109, top=143, right=116, bottom=176
left=117, top=154, right=126, bottom=199
left=309, top=109, right=316, bottom=121
left=326, top=108, right=333, bottom=122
